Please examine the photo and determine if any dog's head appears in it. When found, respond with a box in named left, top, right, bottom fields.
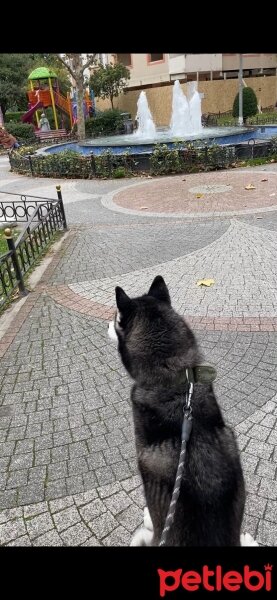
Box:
left=108, top=275, right=200, bottom=385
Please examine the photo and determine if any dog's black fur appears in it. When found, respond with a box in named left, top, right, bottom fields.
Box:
left=114, top=276, right=245, bottom=546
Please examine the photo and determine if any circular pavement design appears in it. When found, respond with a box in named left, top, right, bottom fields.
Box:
left=112, top=171, right=277, bottom=216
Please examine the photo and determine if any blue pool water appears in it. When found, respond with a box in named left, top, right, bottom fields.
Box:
left=42, top=126, right=277, bottom=157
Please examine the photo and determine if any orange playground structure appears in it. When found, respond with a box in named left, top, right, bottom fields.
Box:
left=22, top=67, right=93, bottom=130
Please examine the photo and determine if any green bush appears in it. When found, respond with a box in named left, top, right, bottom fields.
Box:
left=150, top=144, right=183, bottom=175
left=113, top=167, right=126, bottom=178
left=6, top=122, right=36, bottom=142
left=4, top=111, right=25, bottom=123
left=85, top=109, right=124, bottom=137
left=232, top=87, right=258, bottom=121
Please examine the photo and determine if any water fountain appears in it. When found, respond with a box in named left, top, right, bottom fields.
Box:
left=42, top=80, right=272, bottom=158
left=134, top=91, right=156, bottom=139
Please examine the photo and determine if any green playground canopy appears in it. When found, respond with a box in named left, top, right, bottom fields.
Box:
left=28, top=67, right=58, bottom=80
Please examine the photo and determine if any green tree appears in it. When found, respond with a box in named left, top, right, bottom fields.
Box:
left=0, top=54, right=71, bottom=118
left=55, top=54, right=97, bottom=140
left=0, top=54, right=32, bottom=116
left=233, top=87, right=258, bottom=122
left=90, top=62, right=130, bottom=109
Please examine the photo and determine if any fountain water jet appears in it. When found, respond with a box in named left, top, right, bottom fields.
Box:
left=170, top=80, right=202, bottom=137
left=188, top=81, right=202, bottom=134
left=134, top=91, right=156, bottom=139
left=170, top=80, right=192, bottom=136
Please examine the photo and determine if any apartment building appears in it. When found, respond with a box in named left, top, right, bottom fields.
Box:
left=106, top=53, right=277, bottom=88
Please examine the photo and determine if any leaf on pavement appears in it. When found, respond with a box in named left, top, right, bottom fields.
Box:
left=196, top=278, right=215, bottom=287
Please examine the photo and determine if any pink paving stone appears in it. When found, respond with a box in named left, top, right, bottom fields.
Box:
left=114, top=171, right=277, bottom=214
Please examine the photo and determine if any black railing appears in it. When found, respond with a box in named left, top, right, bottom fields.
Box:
left=0, top=187, right=67, bottom=311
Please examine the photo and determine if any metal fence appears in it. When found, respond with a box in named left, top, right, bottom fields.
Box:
left=0, top=187, right=67, bottom=310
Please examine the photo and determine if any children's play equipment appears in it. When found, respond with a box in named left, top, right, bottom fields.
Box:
left=21, top=67, right=94, bottom=130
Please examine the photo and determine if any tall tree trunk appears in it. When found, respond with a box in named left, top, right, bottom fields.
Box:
left=55, top=53, right=96, bottom=141
left=71, top=54, right=86, bottom=141
left=110, top=95, right=114, bottom=109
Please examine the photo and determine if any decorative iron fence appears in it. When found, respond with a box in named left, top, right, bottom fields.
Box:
left=0, top=187, right=67, bottom=311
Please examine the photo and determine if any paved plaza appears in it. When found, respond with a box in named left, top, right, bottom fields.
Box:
left=1, top=156, right=277, bottom=546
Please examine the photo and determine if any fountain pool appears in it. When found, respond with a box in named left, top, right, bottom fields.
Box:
left=39, top=82, right=277, bottom=157
left=41, top=126, right=277, bottom=156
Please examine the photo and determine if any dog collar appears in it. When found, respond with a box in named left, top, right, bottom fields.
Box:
left=175, top=365, right=217, bottom=386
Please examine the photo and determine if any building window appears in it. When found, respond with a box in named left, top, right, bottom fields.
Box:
left=116, top=54, right=132, bottom=67
left=148, top=53, right=164, bottom=63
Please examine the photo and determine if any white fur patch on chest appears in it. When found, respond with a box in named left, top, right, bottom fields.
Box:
left=108, top=320, right=118, bottom=342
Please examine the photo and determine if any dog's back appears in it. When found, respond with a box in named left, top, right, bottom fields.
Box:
left=111, top=275, right=245, bottom=546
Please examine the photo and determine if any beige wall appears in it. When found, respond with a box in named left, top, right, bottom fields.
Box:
left=223, top=54, right=277, bottom=71
left=185, top=54, right=222, bottom=73
left=96, top=76, right=277, bottom=125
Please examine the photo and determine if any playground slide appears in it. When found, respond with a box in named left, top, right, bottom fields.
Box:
left=21, top=101, right=43, bottom=124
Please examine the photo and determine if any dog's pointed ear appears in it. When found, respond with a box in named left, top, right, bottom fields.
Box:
left=148, top=276, right=171, bottom=305
left=115, top=286, right=131, bottom=312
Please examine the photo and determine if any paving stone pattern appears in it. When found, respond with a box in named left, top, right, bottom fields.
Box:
left=1, top=157, right=277, bottom=545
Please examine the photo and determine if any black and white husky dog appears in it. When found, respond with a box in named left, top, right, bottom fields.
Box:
left=108, top=275, right=257, bottom=547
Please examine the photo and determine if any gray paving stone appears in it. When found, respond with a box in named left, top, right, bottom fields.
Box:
left=49, top=496, right=74, bottom=513
left=112, top=461, right=132, bottom=481
left=103, top=525, right=131, bottom=546
left=256, top=459, right=277, bottom=480
left=48, top=461, right=68, bottom=481
left=66, top=475, right=84, bottom=495
left=26, top=513, right=54, bottom=540
left=121, top=476, right=142, bottom=492
left=97, top=482, right=122, bottom=499
left=7, top=535, right=32, bottom=546
left=258, top=478, right=277, bottom=500
left=24, top=502, right=48, bottom=518
left=103, top=490, right=133, bottom=516
left=60, top=522, right=92, bottom=546
left=52, top=506, right=81, bottom=532
left=0, top=490, right=17, bottom=509
left=0, top=518, right=26, bottom=545
left=44, top=480, right=67, bottom=501
left=95, top=466, right=116, bottom=486
left=246, top=439, right=274, bottom=460
left=73, top=489, right=98, bottom=507
left=89, top=512, right=118, bottom=539
left=33, top=530, right=63, bottom=546
left=79, top=499, right=107, bottom=521
left=116, top=504, right=143, bottom=533
left=257, top=519, right=277, bottom=546
left=264, top=500, right=277, bottom=523
left=245, top=493, right=267, bottom=518
left=81, top=536, right=102, bottom=546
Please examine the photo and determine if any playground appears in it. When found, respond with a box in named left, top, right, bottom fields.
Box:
left=21, top=67, right=95, bottom=132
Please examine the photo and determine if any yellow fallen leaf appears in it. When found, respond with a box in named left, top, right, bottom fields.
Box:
left=245, top=184, right=256, bottom=190
left=196, top=278, right=215, bottom=287
left=196, top=194, right=203, bottom=198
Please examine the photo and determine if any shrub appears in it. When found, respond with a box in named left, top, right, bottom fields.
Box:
left=85, top=109, right=124, bottom=137
left=113, top=167, right=126, bottom=178
left=232, top=87, right=258, bottom=121
left=150, top=144, right=183, bottom=175
left=4, top=111, right=25, bottom=123
left=5, top=122, right=36, bottom=142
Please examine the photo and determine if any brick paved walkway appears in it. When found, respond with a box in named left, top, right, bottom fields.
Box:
left=1, top=157, right=277, bottom=546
